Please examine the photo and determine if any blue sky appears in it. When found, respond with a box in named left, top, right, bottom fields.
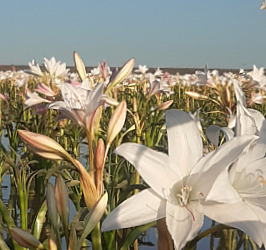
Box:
left=0, top=0, right=265, bottom=69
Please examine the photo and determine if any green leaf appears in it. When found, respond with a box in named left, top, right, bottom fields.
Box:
left=119, top=222, right=156, bottom=250
left=32, top=200, right=47, bottom=240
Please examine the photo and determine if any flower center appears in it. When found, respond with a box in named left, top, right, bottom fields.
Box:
left=176, top=185, right=192, bottom=207
left=176, top=185, right=196, bottom=221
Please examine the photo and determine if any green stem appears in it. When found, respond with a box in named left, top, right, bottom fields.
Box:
left=91, top=222, right=102, bottom=250
left=185, top=224, right=231, bottom=250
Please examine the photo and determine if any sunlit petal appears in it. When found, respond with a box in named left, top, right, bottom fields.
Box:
left=102, top=188, right=166, bottom=231
left=115, top=143, right=179, bottom=198
left=166, top=201, right=204, bottom=250
left=165, top=109, right=202, bottom=177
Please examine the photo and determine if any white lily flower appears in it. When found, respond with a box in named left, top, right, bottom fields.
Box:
left=49, top=82, right=105, bottom=131
left=203, top=80, right=266, bottom=247
left=206, top=80, right=265, bottom=146
left=135, top=65, right=149, bottom=75
left=193, top=64, right=208, bottom=86
left=44, top=57, right=69, bottom=78
left=27, top=60, right=43, bottom=77
left=204, top=140, right=266, bottom=247
left=91, top=66, right=101, bottom=76
left=102, top=109, right=255, bottom=249
left=248, top=65, right=266, bottom=90
left=24, top=89, right=51, bottom=108
left=154, top=67, right=163, bottom=77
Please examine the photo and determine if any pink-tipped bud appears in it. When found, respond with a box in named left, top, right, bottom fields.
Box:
left=185, top=91, right=209, bottom=100
left=55, top=174, right=69, bottom=230
left=157, top=100, right=173, bottom=111
left=95, top=139, right=105, bottom=171
left=10, top=227, right=45, bottom=249
left=95, top=139, right=105, bottom=196
left=18, top=130, right=71, bottom=161
left=106, top=100, right=127, bottom=147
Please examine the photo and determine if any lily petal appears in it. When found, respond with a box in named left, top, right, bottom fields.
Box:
left=165, top=109, right=203, bottom=177
left=101, top=188, right=166, bottom=231
left=203, top=201, right=264, bottom=248
left=189, top=135, right=256, bottom=195
left=166, top=201, right=204, bottom=250
left=115, top=143, right=179, bottom=198
left=236, top=102, right=258, bottom=136
left=205, top=169, right=242, bottom=203
left=247, top=108, right=265, bottom=132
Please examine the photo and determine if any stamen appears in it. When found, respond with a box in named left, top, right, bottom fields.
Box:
left=258, top=175, right=266, bottom=186
left=176, top=185, right=195, bottom=221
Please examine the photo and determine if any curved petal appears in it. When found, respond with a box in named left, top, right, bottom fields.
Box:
left=85, top=82, right=105, bottom=115
left=115, top=143, right=179, bottom=198
left=229, top=141, right=266, bottom=177
left=205, top=169, right=242, bottom=203
left=203, top=201, right=264, bottom=248
left=259, top=120, right=266, bottom=144
left=236, top=102, right=258, bottom=136
left=247, top=108, right=265, bottom=132
left=189, top=135, right=256, bottom=195
left=101, top=188, right=166, bottom=231
left=49, top=101, right=67, bottom=110
left=220, top=127, right=234, bottom=141
left=165, top=201, right=204, bottom=250
left=165, top=109, right=203, bottom=177
left=233, top=79, right=246, bottom=106
left=206, top=125, right=221, bottom=147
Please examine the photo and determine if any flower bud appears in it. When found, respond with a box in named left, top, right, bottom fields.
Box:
left=73, top=159, right=99, bottom=209
left=55, top=174, right=69, bottom=230
left=157, top=100, right=173, bottom=111
left=106, top=100, right=127, bottom=147
left=185, top=91, right=209, bottom=100
left=107, top=58, right=135, bottom=92
left=46, top=184, right=59, bottom=228
left=95, top=139, right=105, bottom=196
left=10, top=227, right=44, bottom=249
left=68, top=224, right=77, bottom=250
left=73, top=51, right=86, bottom=81
left=133, top=97, right=137, bottom=112
left=18, top=130, right=71, bottom=161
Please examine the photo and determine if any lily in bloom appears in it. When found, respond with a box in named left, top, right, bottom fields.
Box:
left=24, top=89, right=51, bottom=108
left=27, top=60, right=43, bottom=77
left=44, top=57, right=69, bottom=78
left=49, top=82, right=105, bottom=132
left=204, top=140, right=266, bottom=248
left=202, top=81, right=266, bottom=247
left=102, top=109, right=255, bottom=249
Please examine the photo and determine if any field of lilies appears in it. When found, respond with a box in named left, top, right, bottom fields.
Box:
left=0, top=52, right=266, bottom=250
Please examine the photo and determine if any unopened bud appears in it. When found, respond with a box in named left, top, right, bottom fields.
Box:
left=185, top=91, right=209, bottom=100
left=157, top=100, right=173, bottom=111
left=18, top=130, right=71, bottom=161
left=106, top=100, right=127, bottom=147
left=55, top=174, right=69, bottom=230
left=107, top=58, right=135, bottom=92
left=10, top=227, right=44, bottom=249
left=95, top=139, right=105, bottom=196
left=73, top=51, right=86, bottom=81
left=133, top=97, right=137, bottom=112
